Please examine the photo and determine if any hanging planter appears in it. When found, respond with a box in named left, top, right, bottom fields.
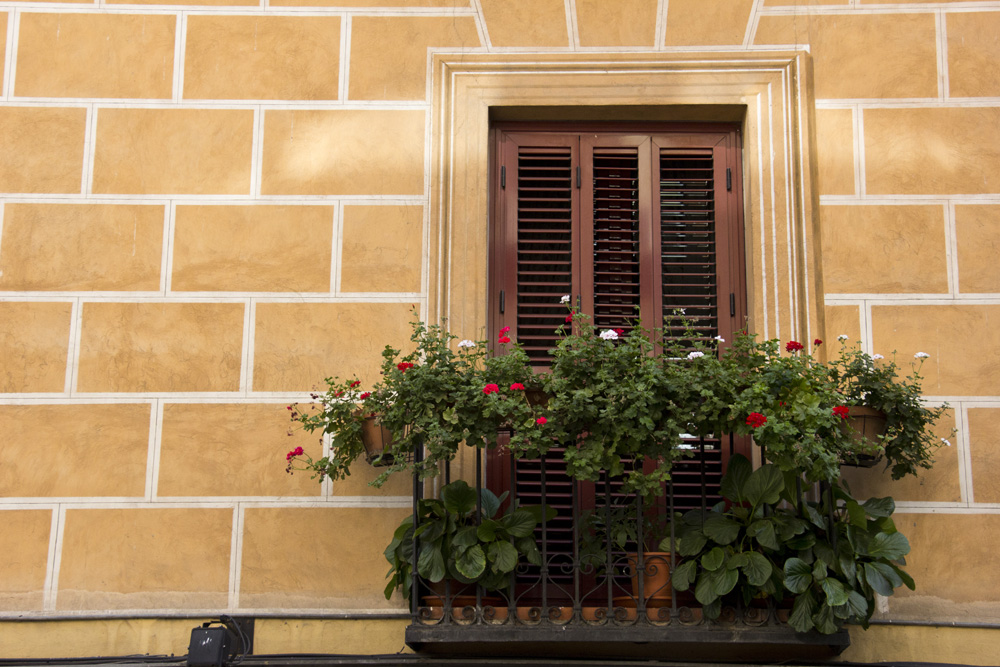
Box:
left=359, top=413, right=396, bottom=467
left=840, top=406, right=887, bottom=468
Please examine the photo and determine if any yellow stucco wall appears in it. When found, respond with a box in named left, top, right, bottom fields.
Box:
left=1, top=0, right=998, bottom=661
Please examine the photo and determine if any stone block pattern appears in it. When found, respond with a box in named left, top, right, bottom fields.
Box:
left=0, top=1, right=997, bottom=648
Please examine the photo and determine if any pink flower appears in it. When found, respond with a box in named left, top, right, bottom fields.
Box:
left=746, top=412, right=767, bottom=429
left=814, top=338, right=823, bottom=346
left=397, top=362, right=414, bottom=372
left=483, top=384, right=500, bottom=395
left=359, top=392, right=371, bottom=400
left=510, top=383, right=525, bottom=391
left=833, top=405, right=850, bottom=420
left=786, top=340, right=804, bottom=353
left=535, top=416, right=547, bottom=425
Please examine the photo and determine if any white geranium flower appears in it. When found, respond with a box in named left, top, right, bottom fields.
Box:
left=560, top=295, right=571, bottom=304
left=941, top=438, right=952, bottom=447
left=837, top=334, right=849, bottom=342
left=457, top=339, right=476, bottom=349
left=714, top=336, right=725, bottom=343
left=600, top=329, right=619, bottom=341
left=687, top=351, right=705, bottom=360
left=872, top=353, right=884, bottom=360
left=915, top=351, right=930, bottom=359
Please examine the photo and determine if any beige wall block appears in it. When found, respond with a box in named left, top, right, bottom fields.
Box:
left=0, top=510, right=50, bottom=611
left=844, top=625, right=1000, bottom=667
left=253, top=302, right=413, bottom=391
left=58, top=508, right=231, bottom=610
left=956, top=205, right=1000, bottom=293
left=77, top=302, right=244, bottom=392
left=341, top=205, right=422, bottom=293
left=968, top=408, right=1000, bottom=503
left=240, top=507, right=409, bottom=609
left=576, top=0, right=657, bottom=47
left=0, top=301, right=71, bottom=393
left=330, top=459, right=411, bottom=497
left=665, top=0, right=754, bottom=46
left=754, top=14, right=937, bottom=99
left=0, top=107, right=85, bottom=194
left=271, top=0, right=464, bottom=5
left=819, top=205, right=948, bottom=294
left=895, top=514, right=1000, bottom=610
left=865, top=107, right=1000, bottom=195
left=349, top=16, right=479, bottom=100
left=261, top=110, right=425, bottom=195
left=0, top=404, right=149, bottom=497
left=184, top=16, right=340, bottom=101
left=822, top=305, right=861, bottom=347
left=479, top=0, right=568, bottom=47
left=0, top=13, right=6, bottom=91
left=158, top=403, right=322, bottom=497
left=171, top=205, right=333, bottom=292
left=0, top=619, right=216, bottom=660
left=0, top=203, right=163, bottom=291
left=814, top=108, right=855, bottom=196
left=254, top=618, right=410, bottom=655
left=871, top=305, right=1000, bottom=396
left=839, top=409, right=959, bottom=502
left=93, top=108, right=253, bottom=195
left=947, top=11, right=1000, bottom=98
left=15, top=13, right=174, bottom=99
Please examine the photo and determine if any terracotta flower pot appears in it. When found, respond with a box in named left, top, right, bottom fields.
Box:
left=840, top=406, right=887, bottom=467
left=628, top=551, right=673, bottom=604
left=358, top=413, right=395, bottom=466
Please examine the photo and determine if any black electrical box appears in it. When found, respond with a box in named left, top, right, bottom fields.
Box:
left=187, top=626, right=231, bottom=667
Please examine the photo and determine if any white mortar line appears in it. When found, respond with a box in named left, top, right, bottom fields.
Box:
left=68, top=298, right=84, bottom=396
left=43, top=505, right=66, bottom=612
left=850, top=105, right=861, bottom=197
left=229, top=503, right=244, bottom=610
left=172, top=12, right=185, bottom=102
left=82, top=104, right=97, bottom=196
left=163, top=201, right=176, bottom=293
left=767, top=84, right=780, bottom=341
left=0, top=498, right=410, bottom=509
left=781, top=68, right=797, bottom=338
left=331, top=202, right=342, bottom=295
left=743, top=0, right=764, bottom=49
left=250, top=105, right=263, bottom=197
left=341, top=14, right=352, bottom=101
left=956, top=403, right=971, bottom=505
left=320, top=432, right=333, bottom=498
left=469, top=0, right=491, bottom=51
left=239, top=298, right=253, bottom=394
left=0, top=203, right=5, bottom=277
left=856, top=106, right=867, bottom=198
left=944, top=200, right=958, bottom=296
left=936, top=9, right=949, bottom=100
left=146, top=399, right=161, bottom=502
left=2, top=9, right=16, bottom=99
left=653, top=0, right=667, bottom=49
left=565, top=0, right=579, bottom=50
left=755, top=93, right=769, bottom=339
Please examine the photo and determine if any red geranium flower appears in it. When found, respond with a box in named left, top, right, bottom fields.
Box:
left=614, top=328, right=625, bottom=336
left=786, top=340, right=804, bottom=352
left=535, top=416, right=547, bottom=425
left=814, top=338, right=823, bottom=346
left=565, top=315, right=573, bottom=323
left=286, top=446, right=304, bottom=461
left=498, top=336, right=511, bottom=344
left=500, top=326, right=510, bottom=335
left=510, top=383, right=525, bottom=391
left=746, top=412, right=767, bottom=428
left=832, top=405, right=850, bottom=420
left=483, top=384, right=500, bottom=395
left=359, top=392, right=371, bottom=400
left=397, top=362, right=414, bottom=372
left=350, top=380, right=361, bottom=388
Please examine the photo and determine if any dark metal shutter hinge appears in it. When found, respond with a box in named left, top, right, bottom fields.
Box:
left=726, top=168, right=732, bottom=192
left=499, top=290, right=505, bottom=314
left=501, top=166, right=506, bottom=189
left=576, top=166, right=581, bottom=189
left=730, top=293, right=736, bottom=317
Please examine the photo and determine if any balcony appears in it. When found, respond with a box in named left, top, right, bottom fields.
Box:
left=400, top=435, right=851, bottom=661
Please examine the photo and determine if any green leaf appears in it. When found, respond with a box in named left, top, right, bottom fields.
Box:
left=891, top=563, right=915, bottom=591
left=480, top=488, right=502, bottom=520
left=678, top=530, right=708, bottom=557
left=846, top=500, right=868, bottom=529
left=477, top=518, right=500, bottom=542
left=745, top=464, right=784, bottom=506
left=820, top=577, right=850, bottom=607
left=452, top=525, right=478, bottom=549
left=728, top=552, right=749, bottom=570
left=743, top=551, right=772, bottom=587
left=672, top=560, right=697, bottom=591
left=720, top=453, right=752, bottom=503
left=784, top=558, right=813, bottom=594
left=488, top=541, right=519, bottom=573
left=502, top=509, right=538, bottom=538
left=748, top=520, right=779, bottom=550
left=703, top=515, right=741, bottom=545
left=516, top=536, right=542, bottom=567
left=441, top=480, right=477, bottom=517
left=703, top=597, right=722, bottom=621
left=869, top=561, right=903, bottom=589
left=862, top=496, right=895, bottom=518
left=695, top=572, right=720, bottom=605
left=710, top=566, right=739, bottom=596
left=867, top=532, right=910, bottom=560
left=863, top=562, right=894, bottom=597
left=417, top=544, right=446, bottom=582
left=789, top=590, right=817, bottom=633
left=454, top=544, right=486, bottom=580
left=701, top=546, right=725, bottom=571
left=846, top=590, right=869, bottom=619
left=813, top=602, right=840, bottom=634
left=815, top=541, right=836, bottom=569
left=812, top=558, right=828, bottom=582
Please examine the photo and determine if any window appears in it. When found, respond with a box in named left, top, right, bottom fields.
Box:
left=486, top=123, right=749, bottom=581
